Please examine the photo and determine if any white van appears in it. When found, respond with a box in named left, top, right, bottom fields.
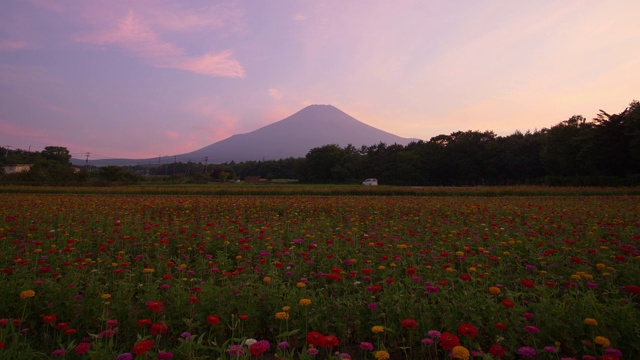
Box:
left=362, top=178, right=378, bottom=186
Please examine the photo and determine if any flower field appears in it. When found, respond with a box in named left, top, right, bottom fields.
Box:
left=0, top=190, right=639, bottom=359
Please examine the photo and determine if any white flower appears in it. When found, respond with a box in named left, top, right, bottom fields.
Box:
left=244, top=338, right=257, bottom=346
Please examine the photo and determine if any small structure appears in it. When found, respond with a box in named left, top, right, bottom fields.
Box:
left=244, top=176, right=262, bottom=184
left=2, top=164, right=33, bottom=174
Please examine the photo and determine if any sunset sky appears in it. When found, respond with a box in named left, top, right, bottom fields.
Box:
left=1, top=0, right=639, bottom=159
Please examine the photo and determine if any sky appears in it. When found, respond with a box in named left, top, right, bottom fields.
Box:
left=1, top=0, right=639, bottom=160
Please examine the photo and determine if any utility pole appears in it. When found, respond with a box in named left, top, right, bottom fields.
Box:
left=85, top=152, right=90, bottom=168
left=204, top=156, right=208, bottom=174
left=173, top=156, right=176, bottom=176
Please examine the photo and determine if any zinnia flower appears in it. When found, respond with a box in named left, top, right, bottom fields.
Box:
left=401, top=318, right=419, bottom=330
left=452, top=345, right=470, bottom=360
left=75, top=342, right=90, bottom=355
left=371, top=325, right=385, bottom=333
left=275, top=311, right=289, bottom=320
left=132, top=339, right=154, bottom=355
left=360, top=342, right=374, bottom=351
left=457, top=323, right=478, bottom=338
left=206, top=315, right=220, bottom=325
left=583, top=318, right=598, bottom=326
left=299, top=298, right=312, bottom=306
left=227, top=345, right=245, bottom=356
left=594, top=336, right=611, bottom=347
left=502, top=299, right=515, bottom=308
left=249, top=340, right=270, bottom=356
left=489, top=344, right=505, bottom=358
left=517, top=346, right=536, bottom=358
left=374, top=350, right=390, bottom=360
left=439, top=332, right=460, bottom=350
left=20, top=290, right=35, bottom=299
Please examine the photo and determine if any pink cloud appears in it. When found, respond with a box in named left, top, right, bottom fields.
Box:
left=0, top=39, right=30, bottom=51
left=75, top=10, right=244, bottom=78
left=182, top=97, right=241, bottom=142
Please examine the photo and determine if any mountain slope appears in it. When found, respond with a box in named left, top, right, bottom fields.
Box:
left=180, top=104, right=417, bottom=163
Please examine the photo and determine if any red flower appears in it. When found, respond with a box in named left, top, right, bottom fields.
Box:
left=385, top=278, right=396, bottom=284
left=206, top=315, right=220, bottom=325
left=306, top=331, right=324, bottom=347
left=188, top=296, right=199, bottom=303
left=43, top=314, right=57, bottom=324
left=439, top=332, right=460, bottom=350
left=406, top=267, right=417, bottom=275
left=249, top=340, right=270, bottom=356
left=622, top=285, right=640, bottom=294
left=489, top=344, right=505, bottom=358
left=494, top=322, right=507, bottom=331
left=238, top=314, right=249, bottom=321
left=75, top=342, right=90, bottom=355
left=132, top=339, right=154, bottom=355
left=323, top=335, right=340, bottom=348
left=147, top=300, right=164, bottom=312
left=460, top=273, right=472, bottom=282
left=137, top=318, right=152, bottom=327
left=150, top=322, right=168, bottom=335
left=521, top=278, right=535, bottom=288
left=401, top=318, right=419, bottom=330
left=457, top=323, right=478, bottom=338
left=501, top=299, right=515, bottom=308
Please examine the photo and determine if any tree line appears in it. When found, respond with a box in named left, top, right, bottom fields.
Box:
left=2, top=100, right=639, bottom=186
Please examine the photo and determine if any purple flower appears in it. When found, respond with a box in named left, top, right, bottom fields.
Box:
left=517, top=346, right=536, bottom=358
left=421, top=338, right=434, bottom=345
left=227, top=345, right=245, bottom=356
left=181, top=331, right=192, bottom=339
left=116, top=354, right=133, bottom=360
left=277, top=341, right=290, bottom=350
left=604, top=348, right=623, bottom=357
left=360, top=342, right=374, bottom=351
left=427, top=330, right=441, bottom=339
left=307, top=348, right=319, bottom=356
left=52, top=349, right=65, bottom=356
left=425, top=285, right=440, bottom=293
left=367, top=303, right=378, bottom=310
left=543, top=346, right=557, bottom=353
left=158, top=352, right=173, bottom=360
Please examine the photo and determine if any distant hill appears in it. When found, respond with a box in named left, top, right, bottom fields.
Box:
left=73, top=104, right=419, bottom=166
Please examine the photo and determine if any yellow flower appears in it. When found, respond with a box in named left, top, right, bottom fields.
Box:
left=594, top=336, right=611, bottom=347
left=282, top=306, right=290, bottom=312
left=275, top=311, right=289, bottom=320
left=101, top=294, right=112, bottom=300
left=452, top=345, right=470, bottom=360
left=489, top=286, right=501, bottom=295
left=296, top=282, right=306, bottom=288
left=584, top=318, right=598, bottom=326
left=20, top=290, right=35, bottom=299
left=374, top=350, right=390, bottom=360
left=299, top=298, right=312, bottom=306
left=263, top=276, right=272, bottom=284
left=371, top=325, right=385, bottom=333
left=142, top=268, right=155, bottom=273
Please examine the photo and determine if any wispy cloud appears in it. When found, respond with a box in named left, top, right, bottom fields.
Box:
left=75, top=10, right=244, bottom=78
left=183, top=96, right=241, bottom=142
left=268, top=88, right=283, bottom=101
left=0, top=39, right=30, bottom=51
